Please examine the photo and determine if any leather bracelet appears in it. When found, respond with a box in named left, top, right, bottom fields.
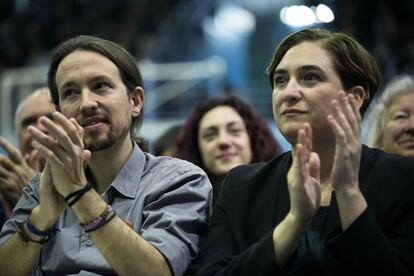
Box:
left=65, top=182, right=93, bottom=207
left=81, top=205, right=116, bottom=232
left=86, top=210, right=116, bottom=233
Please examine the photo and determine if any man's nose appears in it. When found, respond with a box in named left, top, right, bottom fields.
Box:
left=80, top=89, right=98, bottom=115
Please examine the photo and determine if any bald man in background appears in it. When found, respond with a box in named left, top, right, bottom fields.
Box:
left=0, top=87, right=54, bottom=217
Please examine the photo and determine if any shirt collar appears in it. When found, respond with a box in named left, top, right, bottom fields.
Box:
left=108, top=142, right=145, bottom=199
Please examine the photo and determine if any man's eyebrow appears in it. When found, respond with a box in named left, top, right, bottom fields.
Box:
left=89, top=75, right=112, bottom=82
left=20, top=116, right=37, bottom=127
left=60, top=81, right=77, bottom=90
left=20, top=113, right=53, bottom=127
left=60, top=75, right=112, bottom=89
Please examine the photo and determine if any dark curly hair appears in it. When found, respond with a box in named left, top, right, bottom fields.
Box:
left=175, top=95, right=281, bottom=176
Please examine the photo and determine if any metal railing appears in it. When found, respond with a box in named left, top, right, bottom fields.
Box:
left=0, top=56, right=227, bottom=144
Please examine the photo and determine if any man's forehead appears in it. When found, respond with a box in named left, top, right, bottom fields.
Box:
left=16, top=99, right=54, bottom=131
left=19, top=97, right=54, bottom=118
left=55, top=50, right=120, bottom=86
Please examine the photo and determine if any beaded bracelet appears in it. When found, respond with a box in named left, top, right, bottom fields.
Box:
left=81, top=205, right=116, bottom=233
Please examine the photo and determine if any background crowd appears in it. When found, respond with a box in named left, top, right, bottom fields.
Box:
left=0, top=0, right=414, bottom=122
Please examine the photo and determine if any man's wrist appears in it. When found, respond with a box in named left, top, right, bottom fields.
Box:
left=60, top=178, right=89, bottom=198
left=18, top=223, right=46, bottom=244
left=70, top=191, right=107, bottom=224
left=30, top=206, right=56, bottom=231
left=65, top=182, right=93, bottom=206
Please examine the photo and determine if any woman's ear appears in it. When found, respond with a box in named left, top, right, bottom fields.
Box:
left=348, top=86, right=366, bottom=109
left=131, top=86, right=145, bottom=118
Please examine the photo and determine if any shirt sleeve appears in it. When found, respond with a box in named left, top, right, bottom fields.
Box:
left=140, top=167, right=212, bottom=276
left=0, top=175, right=40, bottom=245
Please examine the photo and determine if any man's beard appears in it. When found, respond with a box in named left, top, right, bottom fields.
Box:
left=84, top=123, right=130, bottom=152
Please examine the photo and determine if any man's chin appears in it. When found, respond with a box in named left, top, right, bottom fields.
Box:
left=84, top=139, right=115, bottom=152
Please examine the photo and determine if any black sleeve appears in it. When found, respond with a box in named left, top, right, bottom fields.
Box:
left=188, top=179, right=286, bottom=276
left=326, top=189, right=414, bottom=275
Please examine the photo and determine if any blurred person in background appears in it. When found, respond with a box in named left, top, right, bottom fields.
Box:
left=0, top=87, right=54, bottom=218
left=153, top=124, right=182, bottom=156
left=175, top=95, right=281, bottom=202
left=366, top=74, right=414, bottom=157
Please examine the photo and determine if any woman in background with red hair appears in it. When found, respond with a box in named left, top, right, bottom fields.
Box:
left=175, top=95, right=281, bottom=202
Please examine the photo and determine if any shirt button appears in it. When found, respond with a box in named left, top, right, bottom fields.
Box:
left=86, top=239, right=93, bottom=246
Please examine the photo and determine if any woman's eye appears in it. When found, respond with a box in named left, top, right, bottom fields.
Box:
left=202, top=132, right=216, bottom=141
left=303, top=72, right=320, bottom=82
left=229, top=128, right=242, bottom=135
left=393, top=113, right=408, bottom=120
left=274, top=75, right=288, bottom=87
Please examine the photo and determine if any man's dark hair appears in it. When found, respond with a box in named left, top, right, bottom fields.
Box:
left=47, top=35, right=147, bottom=147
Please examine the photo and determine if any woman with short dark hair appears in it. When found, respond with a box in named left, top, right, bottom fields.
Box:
left=189, top=28, right=414, bottom=276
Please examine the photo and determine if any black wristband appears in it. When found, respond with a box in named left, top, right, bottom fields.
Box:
left=65, top=182, right=93, bottom=207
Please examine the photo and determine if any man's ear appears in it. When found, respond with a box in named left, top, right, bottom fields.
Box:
left=348, top=86, right=366, bottom=109
left=131, top=86, right=145, bottom=118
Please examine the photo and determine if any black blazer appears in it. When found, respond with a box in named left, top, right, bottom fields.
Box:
left=189, top=146, right=414, bottom=275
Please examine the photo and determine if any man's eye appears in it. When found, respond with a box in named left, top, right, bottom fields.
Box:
left=94, top=82, right=110, bottom=91
left=63, top=89, right=78, bottom=98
